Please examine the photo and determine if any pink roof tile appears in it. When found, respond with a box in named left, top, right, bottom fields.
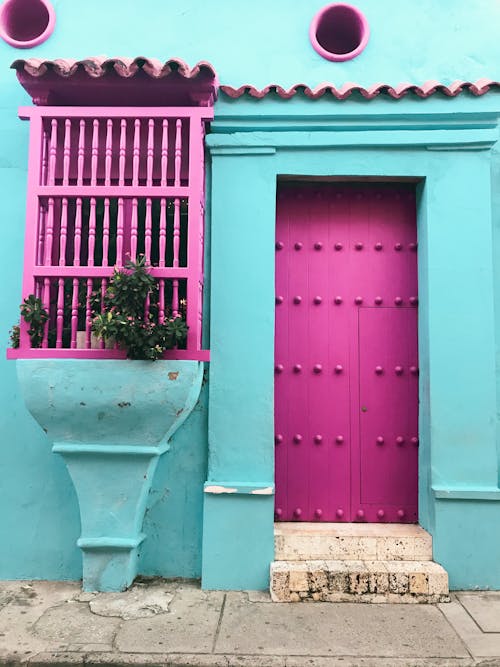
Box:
left=11, top=56, right=218, bottom=106
left=220, top=79, right=500, bottom=100
left=12, top=56, right=217, bottom=80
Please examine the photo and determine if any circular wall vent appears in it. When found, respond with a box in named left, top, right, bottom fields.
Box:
left=310, top=3, right=369, bottom=62
left=0, top=0, right=55, bottom=48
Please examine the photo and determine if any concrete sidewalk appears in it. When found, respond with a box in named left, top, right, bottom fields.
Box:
left=1, top=580, right=499, bottom=667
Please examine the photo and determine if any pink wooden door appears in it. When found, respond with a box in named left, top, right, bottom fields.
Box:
left=274, top=183, right=418, bottom=523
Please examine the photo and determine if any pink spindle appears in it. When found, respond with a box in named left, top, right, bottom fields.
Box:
left=130, top=198, right=138, bottom=261
left=173, top=198, right=180, bottom=267
left=37, top=206, right=46, bottom=265
left=56, top=278, right=64, bottom=348
left=174, top=119, right=182, bottom=187
left=132, top=119, right=140, bottom=187
left=172, top=279, right=179, bottom=317
left=91, top=119, right=99, bottom=187
left=105, top=119, right=113, bottom=186
left=41, top=130, right=48, bottom=186
left=172, top=196, right=181, bottom=316
left=70, top=278, right=78, bottom=348
left=88, top=197, right=96, bottom=266
left=100, top=278, right=107, bottom=349
left=145, top=198, right=152, bottom=263
left=102, top=198, right=110, bottom=266
left=158, top=279, right=165, bottom=324
left=161, top=119, right=168, bottom=187
left=74, top=198, right=82, bottom=266
left=44, top=198, right=54, bottom=265
left=116, top=198, right=124, bottom=266
left=63, top=119, right=71, bottom=186
left=41, top=278, right=50, bottom=347
left=48, top=118, right=57, bottom=186
left=198, top=282, right=203, bottom=347
left=77, top=120, right=85, bottom=185
left=159, top=198, right=167, bottom=267
left=58, top=198, right=68, bottom=266
left=85, top=279, right=93, bottom=348
left=147, top=119, right=154, bottom=186
left=119, top=119, right=126, bottom=186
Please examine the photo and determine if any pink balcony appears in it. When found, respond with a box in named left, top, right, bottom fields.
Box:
left=8, top=106, right=212, bottom=361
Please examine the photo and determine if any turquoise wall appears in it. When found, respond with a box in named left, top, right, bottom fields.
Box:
left=1, top=0, right=500, bottom=587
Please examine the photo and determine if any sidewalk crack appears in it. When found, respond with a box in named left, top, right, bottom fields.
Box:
left=211, top=593, right=226, bottom=654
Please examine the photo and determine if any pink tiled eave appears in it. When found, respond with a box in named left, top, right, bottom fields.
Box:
left=12, top=56, right=219, bottom=106
left=219, top=79, right=500, bottom=100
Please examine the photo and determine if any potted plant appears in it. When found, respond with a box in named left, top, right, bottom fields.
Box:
left=19, top=294, right=49, bottom=348
left=91, top=256, right=188, bottom=360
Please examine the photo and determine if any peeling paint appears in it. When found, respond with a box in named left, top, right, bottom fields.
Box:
left=168, top=372, right=179, bottom=381
left=204, top=485, right=237, bottom=494
left=251, top=486, right=273, bottom=495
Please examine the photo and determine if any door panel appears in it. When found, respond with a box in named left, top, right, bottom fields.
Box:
left=358, top=307, right=419, bottom=522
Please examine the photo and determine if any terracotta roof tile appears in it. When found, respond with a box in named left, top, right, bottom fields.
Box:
left=11, top=56, right=218, bottom=107
left=219, top=79, right=500, bottom=100
left=11, top=56, right=218, bottom=81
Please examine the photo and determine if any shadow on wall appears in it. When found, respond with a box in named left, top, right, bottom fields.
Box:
left=139, top=381, right=209, bottom=579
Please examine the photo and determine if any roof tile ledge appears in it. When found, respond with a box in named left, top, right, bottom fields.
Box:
left=11, top=56, right=218, bottom=81
left=11, top=56, right=219, bottom=107
left=219, top=79, right=500, bottom=100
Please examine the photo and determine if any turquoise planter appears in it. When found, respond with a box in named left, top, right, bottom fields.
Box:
left=17, top=359, right=204, bottom=591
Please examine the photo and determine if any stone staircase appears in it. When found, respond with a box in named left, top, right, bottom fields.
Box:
left=270, top=523, right=450, bottom=603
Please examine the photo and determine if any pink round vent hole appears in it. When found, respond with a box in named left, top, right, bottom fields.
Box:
left=310, top=3, right=369, bottom=62
left=0, top=0, right=55, bottom=48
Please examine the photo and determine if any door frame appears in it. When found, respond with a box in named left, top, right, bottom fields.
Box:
left=203, top=106, right=499, bottom=590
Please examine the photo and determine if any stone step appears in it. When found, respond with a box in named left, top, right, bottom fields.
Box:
left=270, top=559, right=450, bottom=603
left=275, top=522, right=433, bottom=561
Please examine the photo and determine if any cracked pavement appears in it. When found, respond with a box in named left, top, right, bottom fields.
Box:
left=0, top=580, right=499, bottom=666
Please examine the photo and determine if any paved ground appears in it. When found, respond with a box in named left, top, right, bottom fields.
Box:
left=0, top=580, right=499, bottom=667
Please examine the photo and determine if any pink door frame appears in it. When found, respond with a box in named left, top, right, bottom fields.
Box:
left=274, top=182, right=418, bottom=523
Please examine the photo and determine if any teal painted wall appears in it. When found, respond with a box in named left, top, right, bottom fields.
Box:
left=0, top=0, right=499, bottom=587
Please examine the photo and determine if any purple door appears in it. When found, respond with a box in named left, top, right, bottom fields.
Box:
left=274, top=183, right=418, bottom=523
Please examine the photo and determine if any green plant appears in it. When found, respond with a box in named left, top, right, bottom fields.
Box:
left=9, top=324, right=20, bottom=349
left=91, top=256, right=188, bottom=361
left=20, top=295, right=49, bottom=348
